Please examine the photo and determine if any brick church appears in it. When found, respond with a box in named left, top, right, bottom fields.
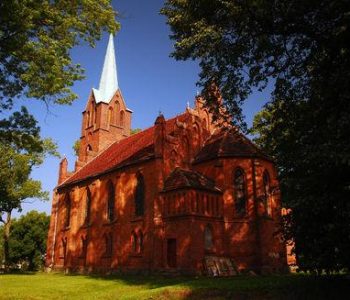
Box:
left=46, top=35, right=287, bottom=275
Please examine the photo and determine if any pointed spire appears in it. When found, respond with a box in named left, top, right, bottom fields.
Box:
left=93, top=34, right=119, bottom=103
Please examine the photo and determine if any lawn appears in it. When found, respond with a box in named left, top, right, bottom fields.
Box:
left=0, top=272, right=349, bottom=300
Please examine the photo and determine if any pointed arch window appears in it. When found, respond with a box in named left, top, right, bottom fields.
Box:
left=138, top=231, right=144, bottom=253
left=234, top=168, right=247, bottom=216
left=85, top=187, right=92, bottom=225
left=107, top=181, right=115, bottom=222
left=94, top=106, right=97, bottom=124
left=263, top=170, right=272, bottom=216
left=131, top=231, right=137, bottom=253
left=86, top=111, right=90, bottom=128
left=120, top=110, right=125, bottom=127
left=80, top=236, right=88, bottom=259
left=204, top=224, right=213, bottom=251
left=60, top=237, right=68, bottom=263
left=64, top=194, right=71, bottom=228
left=107, top=107, right=113, bottom=126
left=135, top=174, right=145, bottom=216
left=104, top=233, right=113, bottom=257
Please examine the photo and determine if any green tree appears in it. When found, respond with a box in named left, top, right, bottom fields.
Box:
left=0, top=0, right=119, bottom=110
left=131, top=128, right=142, bottom=135
left=162, top=1, right=350, bottom=272
left=0, top=120, right=59, bottom=271
left=9, top=211, right=50, bottom=271
left=0, top=1, right=120, bottom=156
left=72, top=139, right=81, bottom=157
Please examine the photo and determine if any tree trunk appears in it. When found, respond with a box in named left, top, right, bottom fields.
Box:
left=3, top=211, right=12, bottom=272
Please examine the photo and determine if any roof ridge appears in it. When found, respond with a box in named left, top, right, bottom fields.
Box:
left=59, top=112, right=188, bottom=188
left=59, top=125, right=155, bottom=187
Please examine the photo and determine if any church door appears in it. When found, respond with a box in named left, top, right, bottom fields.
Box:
left=167, top=239, right=177, bottom=268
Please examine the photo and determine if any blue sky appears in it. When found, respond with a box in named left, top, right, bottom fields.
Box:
left=16, top=0, right=271, bottom=217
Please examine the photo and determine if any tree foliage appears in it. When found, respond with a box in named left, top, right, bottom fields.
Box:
left=72, top=139, right=81, bottom=157
left=0, top=0, right=119, bottom=111
left=0, top=111, right=59, bottom=269
left=8, top=211, right=50, bottom=270
left=162, top=0, right=350, bottom=273
left=161, top=0, right=350, bottom=128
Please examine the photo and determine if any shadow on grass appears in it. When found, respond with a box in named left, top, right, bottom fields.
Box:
left=61, top=272, right=350, bottom=300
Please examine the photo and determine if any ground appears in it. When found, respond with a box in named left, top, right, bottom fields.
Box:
left=0, top=273, right=349, bottom=299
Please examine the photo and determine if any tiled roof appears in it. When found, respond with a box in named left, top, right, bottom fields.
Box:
left=193, top=128, right=271, bottom=164
left=162, top=167, right=222, bottom=193
left=59, top=115, right=184, bottom=188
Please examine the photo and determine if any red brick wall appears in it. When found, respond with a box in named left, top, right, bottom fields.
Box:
left=46, top=96, right=288, bottom=275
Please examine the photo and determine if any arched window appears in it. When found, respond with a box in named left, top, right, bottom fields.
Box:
left=94, top=106, right=97, bottom=124
left=104, top=233, right=113, bottom=257
left=107, top=107, right=113, bottom=126
left=86, top=144, right=92, bottom=157
left=263, top=170, right=272, bottom=216
left=131, top=232, right=137, bottom=252
left=135, top=174, right=145, bottom=216
left=138, top=231, right=144, bottom=253
left=86, top=111, right=90, bottom=128
left=234, top=168, right=247, bottom=216
left=80, top=236, right=88, bottom=259
left=107, top=181, right=115, bottom=222
left=61, top=237, right=68, bottom=263
left=85, top=187, right=92, bottom=225
left=204, top=224, right=213, bottom=250
left=120, top=110, right=125, bottom=127
left=64, top=194, right=71, bottom=228
left=115, top=101, right=120, bottom=124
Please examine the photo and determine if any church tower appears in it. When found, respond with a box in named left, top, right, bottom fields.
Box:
left=76, top=34, right=132, bottom=167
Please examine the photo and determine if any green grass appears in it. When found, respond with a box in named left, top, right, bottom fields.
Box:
left=0, top=272, right=349, bottom=299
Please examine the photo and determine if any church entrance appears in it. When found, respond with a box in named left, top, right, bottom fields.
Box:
left=167, top=239, right=177, bottom=268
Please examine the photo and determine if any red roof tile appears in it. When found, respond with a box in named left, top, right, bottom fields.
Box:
left=58, top=114, right=185, bottom=188
left=193, top=128, right=272, bottom=164
left=162, top=167, right=222, bottom=193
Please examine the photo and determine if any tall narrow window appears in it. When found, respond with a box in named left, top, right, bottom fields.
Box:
left=115, top=101, right=120, bottom=125
left=131, top=232, right=137, bottom=253
left=86, top=144, right=92, bottom=158
left=94, top=106, right=97, bottom=124
left=85, top=188, right=92, bottom=225
left=80, top=236, right=88, bottom=260
left=204, top=224, right=213, bottom=250
left=64, top=194, right=71, bottom=228
left=86, top=111, right=90, bottom=127
left=120, top=110, right=125, bottom=127
left=104, top=233, right=113, bottom=257
left=263, top=170, right=272, bottom=216
left=234, top=168, right=247, bottom=216
left=107, top=107, right=113, bottom=126
left=107, top=181, right=115, bottom=221
left=138, top=231, right=144, bottom=253
left=61, top=237, right=68, bottom=264
left=135, top=174, right=145, bottom=216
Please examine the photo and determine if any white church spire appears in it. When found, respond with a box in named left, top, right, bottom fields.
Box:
left=92, top=34, right=119, bottom=103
